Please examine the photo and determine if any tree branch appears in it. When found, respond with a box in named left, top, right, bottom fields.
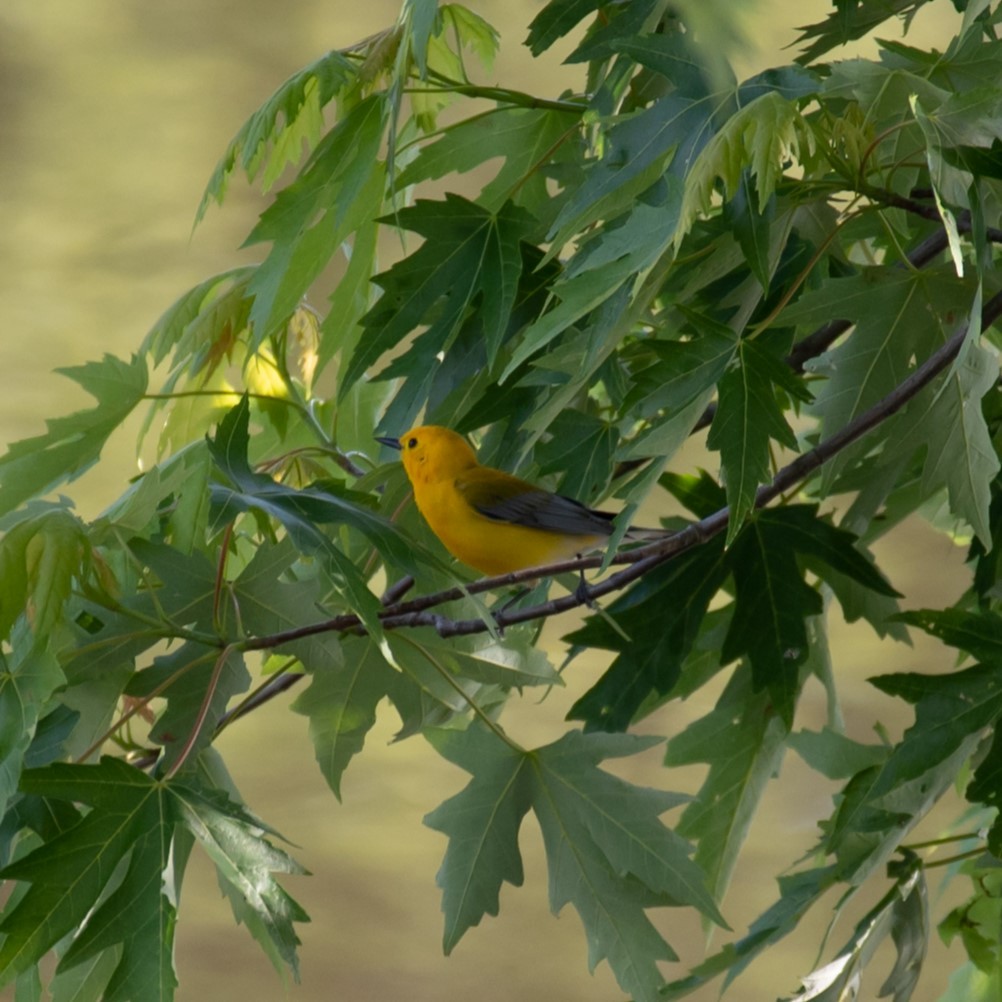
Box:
left=220, top=285, right=1002, bottom=732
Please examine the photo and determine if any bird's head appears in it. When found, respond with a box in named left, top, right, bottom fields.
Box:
left=376, top=425, right=478, bottom=483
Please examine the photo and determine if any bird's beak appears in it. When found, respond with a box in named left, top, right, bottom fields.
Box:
left=375, top=435, right=402, bottom=451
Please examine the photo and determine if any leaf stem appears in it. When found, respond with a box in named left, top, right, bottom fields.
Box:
left=923, top=847, right=989, bottom=869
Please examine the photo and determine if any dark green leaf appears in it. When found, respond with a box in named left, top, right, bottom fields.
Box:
left=536, top=411, right=617, bottom=502
left=763, top=506, right=899, bottom=598
left=566, top=542, right=728, bottom=731
left=942, top=139, right=1002, bottom=179
left=207, top=398, right=408, bottom=634
left=343, top=195, right=535, bottom=392
left=658, top=469, right=728, bottom=519
left=57, top=822, right=178, bottom=1002
left=794, top=0, right=935, bottom=64
left=707, top=336, right=799, bottom=538
left=827, top=666, right=1002, bottom=879
left=788, top=267, right=974, bottom=492
left=0, top=761, right=170, bottom=990
left=609, top=32, right=711, bottom=97
left=531, top=730, right=724, bottom=1001
left=896, top=607, right=1002, bottom=663
left=723, top=517, right=820, bottom=725
left=722, top=172, right=774, bottom=292
left=621, top=321, right=736, bottom=422
left=525, top=0, right=603, bottom=56
left=968, top=726, right=1002, bottom=854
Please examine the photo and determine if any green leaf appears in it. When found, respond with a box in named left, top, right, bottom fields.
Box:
left=546, top=92, right=713, bottom=254
left=499, top=255, right=638, bottom=381
left=525, top=0, right=604, bottom=56
left=562, top=175, right=685, bottom=283
left=783, top=864, right=926, bottom=1001
left=723, top=172, right=775, bottom=292
left=938, top=963, right=1002, bottom=1001
left=969, top=726, right=1002, bottom=854
left=139, top=267, right=256, bottom=368
left=827, top=666, right=1002, bottom=881
left=56, top=822, right=178, bottom=1002
left=530, top=730, right=725, bottom=1001
left=207, top=398, right=408, bottom=636
left=618, top=322, right=736, bottom=460
left=665, top=670, right=789, bottom=905
left=607, top=31, right=711, bottom=95
left=395, top=107, right=583, bottom=212
left=49, top=949, right=119, bottom=1002
left=788, top=727, right=889, bottom=781
left=170, top=782, right=308, bottom=978
left=767, top=505, right=899, bottom=599
left=426, top=725, right=723, bottom=1001
left=943, top=139, right=1002, bottom=180
left=197, top=50, right=357, bottom=218
left=788, top=267, right=973, bottom=492
left=676, top=92, right=808, bottom=246
left=0, top=355, right=147, bottom=518
left=95, top=445, right=211, bottom=551
left=290, top=635, right=396, bottom=800
left=0, top=642, right=65, bottom=824
left=0, top=510, right=86, bottom=642
left=888, top=333, right=1000, bottom=546
left=228, top=538, right=335, bottom=667
left=343, top=195, right=535, bottom=393
left=126, top=644, right=251, bottom=774
left=244, top=96, right=387, bottom=341
left=423, top=725, right=533, bottom=952
left=662, top=866, right=837, bottom=999
left=402, top=632, right=561, bottom=689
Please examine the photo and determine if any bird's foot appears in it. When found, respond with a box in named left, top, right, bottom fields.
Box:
left=575, top=571, right=596, bottom=609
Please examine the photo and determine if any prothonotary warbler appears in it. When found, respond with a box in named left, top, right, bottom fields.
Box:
left=377, top=425, right=659, bottom=576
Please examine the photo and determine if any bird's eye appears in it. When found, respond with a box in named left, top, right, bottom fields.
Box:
left=407, top=437, right=418, bottom=449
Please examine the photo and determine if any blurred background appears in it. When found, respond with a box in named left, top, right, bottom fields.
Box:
left=0, top=1, right=977, bottom=999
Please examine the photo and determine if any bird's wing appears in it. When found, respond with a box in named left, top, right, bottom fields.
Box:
left=457, top=467, right=616, bottom=537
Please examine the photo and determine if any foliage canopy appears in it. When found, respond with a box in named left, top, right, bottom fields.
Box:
left=2, top=1, right=1002, bottom=999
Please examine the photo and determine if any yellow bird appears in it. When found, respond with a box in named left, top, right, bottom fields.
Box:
left=378, top=425, right=650, bottom=576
